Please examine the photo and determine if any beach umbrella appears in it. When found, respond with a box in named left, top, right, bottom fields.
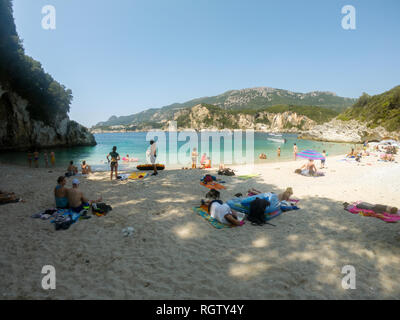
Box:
left=296, top=149, right=325, bottom=160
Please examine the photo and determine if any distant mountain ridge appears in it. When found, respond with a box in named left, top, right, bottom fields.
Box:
left=93, top=87, right=356, bottom=128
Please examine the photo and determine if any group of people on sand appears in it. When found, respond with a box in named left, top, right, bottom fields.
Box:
left=54, top=176, right=102, bottom=212
left=106, top=141, right=159, bottom=180
left=200, top=187, right=295, bottom=227
left=66, top=160, right=92, bottom=176
left=27, top=150, right=55, bottom=168
left=187, top=148, right=211, bottom=169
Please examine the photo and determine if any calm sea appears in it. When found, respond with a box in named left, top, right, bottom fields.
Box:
left=0, top=132, right=357, bottom=171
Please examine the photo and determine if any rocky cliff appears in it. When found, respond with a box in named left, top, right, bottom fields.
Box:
left=171, top=104, right=315, bottom=132
left=298, top=119, right=400, bottom=143
left=0, top=83, right=96, bottom=150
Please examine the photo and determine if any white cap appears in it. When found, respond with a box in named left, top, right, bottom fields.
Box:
left=72, top=178, right=80, bottom=185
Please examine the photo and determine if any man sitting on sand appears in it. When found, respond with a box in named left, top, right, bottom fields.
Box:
left=67, top=161, right=78, bottom=176
left=55, top=176, right=69, bottom=209
left=66, top=179, right=102, bottom=213
left=81, top=161, right=92, bottom=174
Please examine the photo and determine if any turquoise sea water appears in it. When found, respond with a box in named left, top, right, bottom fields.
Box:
left=0, top=132, right=357, bottom=171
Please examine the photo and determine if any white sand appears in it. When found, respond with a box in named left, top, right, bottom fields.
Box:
left=0, top=154, right=400, bottom=299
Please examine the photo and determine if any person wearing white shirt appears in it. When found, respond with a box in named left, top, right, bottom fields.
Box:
left=149, top=140, right=158, bottom=176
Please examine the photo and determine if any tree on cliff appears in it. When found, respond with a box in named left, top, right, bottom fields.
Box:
left=0, top=0, right=72, bottom=124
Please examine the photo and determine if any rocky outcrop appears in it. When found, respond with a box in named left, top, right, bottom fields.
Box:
left=0, top=84, right=96, bottom=150
left=298, top=119, right=400, bottom=143
left=170, top=104, right=315, bottom=132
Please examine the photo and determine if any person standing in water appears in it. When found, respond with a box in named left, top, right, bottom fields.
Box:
left=191, top=148, right=198, bottom=169
left=149, top=140, right=158, bottom=176
left=293, top=143, right=298, bottom=161
left=107, top=146, right=120, bottom=180
left=43, top=151, right=49, bottom=168
left=277, top=147, right=281, bottom=158
left=27, top=150, right=33, bottom=168
left=50, top=151, right=56, bottom=167
left=33, top=150, right=39, bottom=168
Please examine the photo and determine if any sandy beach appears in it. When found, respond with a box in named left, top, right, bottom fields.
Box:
left=1, top=153, right=400, bottom=300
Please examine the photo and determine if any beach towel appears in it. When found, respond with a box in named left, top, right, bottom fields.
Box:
left=193, top=205, right=234, bottom=229
left=345, top=201, right=400, bottom=223
left=236, top=174, right=259, bottom=180
left=299, top=170, right=325, bottom=177
left=128, top=172, right=148, bottom=180
left=227, top=197, right=283, bottom=221
left=200, top=181, right=226, bottom=190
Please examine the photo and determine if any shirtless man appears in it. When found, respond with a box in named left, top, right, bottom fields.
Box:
left=67, top=161, right=78, bottom=176
left=67, top=179, right=102, bottom=213
left=33, top=150, right=39, bottom=168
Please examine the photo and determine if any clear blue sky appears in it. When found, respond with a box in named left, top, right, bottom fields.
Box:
left=12, top=0, right=400, bottom=127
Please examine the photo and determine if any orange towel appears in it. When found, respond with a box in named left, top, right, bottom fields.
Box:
left=200, top=182, right=226, bottom=190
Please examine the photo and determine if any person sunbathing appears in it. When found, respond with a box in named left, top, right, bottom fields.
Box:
left=356, top=202, right=398, bottom=215
left=347, top=148, right=357, bottom=158
left=0, top=190, right=22, bottom=204
left=81, top=161, right=92, bottom=174
left=67, top=179, right=102, bottom=213
left=201, top=192, right=244, bottom=226
left=259, top=153, right=267, bottom=160
left=54, top=176, right=69, bottom=209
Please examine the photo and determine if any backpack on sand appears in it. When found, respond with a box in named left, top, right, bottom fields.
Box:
left=248, top=198, right=270, bottom=226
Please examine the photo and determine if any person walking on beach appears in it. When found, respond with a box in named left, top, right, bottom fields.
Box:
left=191, top=148, right=198, bottom=169
left=320, top=150, right=327, bottom=169
left=33, top=150, right=39, bottom=168
left=50, top=151, right=55, bottom=167
left=293, top=144, right=298, bottom=160
left=149, top=140, right=158, bottom=176
left=277, top=147, right=281, bottom=158
left=107, top=146, right=120, bottom=180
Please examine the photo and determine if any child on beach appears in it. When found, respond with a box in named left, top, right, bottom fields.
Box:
left=320, top=150, right=326, bottom=168
left=191, top=148, right=198, bottom=169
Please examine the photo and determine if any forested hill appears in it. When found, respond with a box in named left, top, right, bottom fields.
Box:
left=0, top=0, right=96, bottom=150
left=95, top=87, right=356, bottom=128
left=338, top=86, right=400, bottom=132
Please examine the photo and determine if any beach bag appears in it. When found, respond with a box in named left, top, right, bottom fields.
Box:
left=248, top=198, right=269, bottom=225
left=92, top=203, right=112, bottom=215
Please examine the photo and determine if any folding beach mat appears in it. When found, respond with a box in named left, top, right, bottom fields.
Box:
left=193, top=205, right=234, bottom=229
left=345, top=202, right=400, bottom=223
left=200, top=182, right=226, bottom=190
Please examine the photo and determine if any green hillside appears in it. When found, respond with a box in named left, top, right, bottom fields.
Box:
left=338, top=86, right=400, bottom=132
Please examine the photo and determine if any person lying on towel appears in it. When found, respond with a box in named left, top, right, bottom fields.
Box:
left=356, top=202, right=399, bottom=215
left=201, top=190, right=245, bottom=226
